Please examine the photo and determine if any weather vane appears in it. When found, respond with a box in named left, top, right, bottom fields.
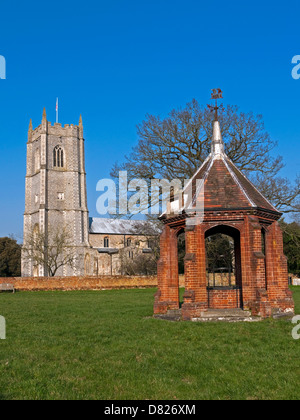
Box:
left=208, top=88, right=223, bottom=120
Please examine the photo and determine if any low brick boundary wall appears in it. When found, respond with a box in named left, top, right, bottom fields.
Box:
left=0, top=275, right=185, bottom=292
left=292, top=279, right=300, bottom=286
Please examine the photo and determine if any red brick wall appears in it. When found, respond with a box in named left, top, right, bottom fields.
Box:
left=155, top=211, right=294, bottom=320
left=0, top=275, right=186, bottom=292
left=208, top=288, right=242, bottom=309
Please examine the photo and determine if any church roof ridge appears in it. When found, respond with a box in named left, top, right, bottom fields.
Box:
left=89, top=217, right=160, bottom=235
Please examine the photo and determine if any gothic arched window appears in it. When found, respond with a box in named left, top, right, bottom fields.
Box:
left=53, top=146, right=64, bottom=168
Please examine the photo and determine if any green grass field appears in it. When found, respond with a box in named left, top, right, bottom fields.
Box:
left=0, top=287, right=299, bottom=400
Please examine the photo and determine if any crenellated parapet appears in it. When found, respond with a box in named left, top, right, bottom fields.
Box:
left=29, top=122, right=83, bottom=143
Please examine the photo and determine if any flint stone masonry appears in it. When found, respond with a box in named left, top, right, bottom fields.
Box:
left=22, top=112, right=156, bottom=278
left=22, top=111, right=89, bottom=277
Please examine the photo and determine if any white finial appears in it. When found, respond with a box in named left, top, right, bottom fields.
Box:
left=208, top=89, right=225, bottom=158
left=212, top=120, right=225, bottom=156
left=56, top=98, right=58, bottom=123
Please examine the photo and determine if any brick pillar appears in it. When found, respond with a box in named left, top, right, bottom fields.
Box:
left=234, top=238, right=242, bottom=288
left=240, top=216, right=253, bottom=311
left=252, top=224, right=267, bottom=289
left=248, top=217, right=271, bottom=318
left=264, top=224, right=276, bottom=299
left=182, top=224, right=207, bottom=320
left=266, top=222, right=294, bottom=315
left=154, top=225, right=180, bottom=314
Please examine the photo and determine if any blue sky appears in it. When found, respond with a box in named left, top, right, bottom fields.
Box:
left=0, top=0, right=299, bottom=239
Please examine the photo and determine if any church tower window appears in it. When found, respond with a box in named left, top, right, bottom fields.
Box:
left=53, top=146, right=64, bottom=168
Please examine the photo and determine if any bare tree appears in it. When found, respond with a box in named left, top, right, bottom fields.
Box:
left=253, top=174, right=300, bottom=214
left=119, top=219, right=161, bottom=275
left=132, top=217, right=161, bottom=261
left=23, top=226, right=77, bottom=277
left=111, top=100, right=299, bottom=214
left=120, top=252, right=157, bottom=276
left=279, top=220, right=300, bottom=275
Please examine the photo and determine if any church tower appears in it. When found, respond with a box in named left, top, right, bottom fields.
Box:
left=22, top=109, right=90, bottom=277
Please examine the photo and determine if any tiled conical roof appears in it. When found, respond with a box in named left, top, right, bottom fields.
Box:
left=184, top=117, right=278, bottom=213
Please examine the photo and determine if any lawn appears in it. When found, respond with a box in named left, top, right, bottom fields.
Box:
left=0, top=287, right=299, bottom=400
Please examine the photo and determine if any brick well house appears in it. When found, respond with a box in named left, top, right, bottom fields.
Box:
left=154, top=99, right=294, bottom=320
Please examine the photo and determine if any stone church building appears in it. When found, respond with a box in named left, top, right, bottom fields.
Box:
left=21, top=109, right=154, bottom=277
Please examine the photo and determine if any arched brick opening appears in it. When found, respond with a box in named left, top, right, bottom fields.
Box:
left=205, top=225, right=243, bottom=309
